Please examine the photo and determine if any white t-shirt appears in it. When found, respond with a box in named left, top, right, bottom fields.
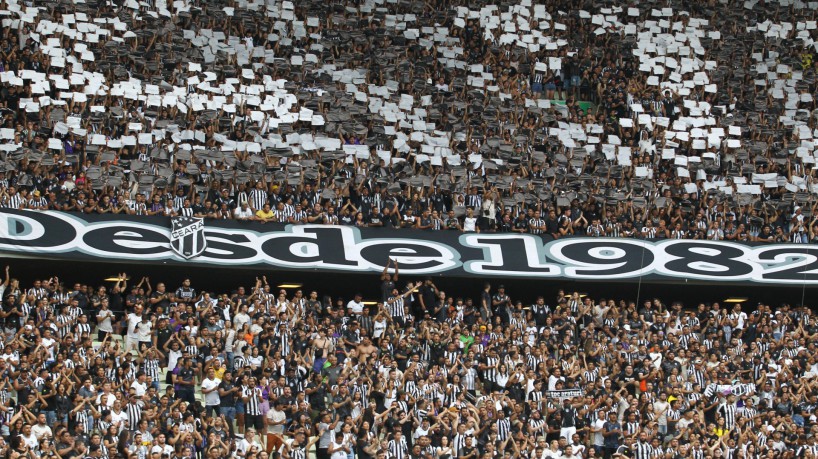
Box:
left=127, top=313, right=142, bottom=338
left=373, top=319, right=387, bottom=338
left=233, top=312, right=251, bottom=331
left=463, top=216, right=478, bottom=232
left=168, top=349, right=182, bottom=372
left=346, top=300, right=364, bottom=314
left=248, top=355, right=263, bottom=369
left=31, top=423, right=52, bottom=440
left=732, top=312, right=748, bottom=329
left=1, top=351, right=18, bottom=367
left=97, top=392, right=116, bottom=409
left=41, top=337, right=56, bottom=359
left=592, top=419, right=606, bottom=446
left=330, top=441, right=348, bottom=459
left=548, top=374, right=564, bottom=391
left=131, top=380, right=147, bottom=397
left=237, top=438, right=263, bottom=456
left=224, top=329, right=237, bottom=353
left=677, top=417, right=694, bottom=431
left=151, top=444, right=174, bottom=456
left=234, top=207, right=254, bottom=219
left=136, top=320, right=152, bottom=342
left=21, top=432, right=38, bottom=448
left=97, top=309, right=114, bottom=333
left=266, top=408, right=286, bottom=434
left=201, top=377, right=222, bottom=406
left=654, top=400, right=668, bottom=426
left=111, top=409, right=128, bottom=430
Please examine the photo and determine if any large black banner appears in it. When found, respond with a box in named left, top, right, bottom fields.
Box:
left=1, top=209, right=817, bottom=285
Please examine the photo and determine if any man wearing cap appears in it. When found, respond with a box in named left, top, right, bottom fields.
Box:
left=29, top=189, right=47, bottom=210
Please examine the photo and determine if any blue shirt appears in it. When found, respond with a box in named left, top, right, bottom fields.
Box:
left=603, top=420, right=622, bottom=448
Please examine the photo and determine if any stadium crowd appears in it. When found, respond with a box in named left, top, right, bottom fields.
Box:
left=0, top=265, right=814, bottom=459
left=0, top=0, right=816, bottom=242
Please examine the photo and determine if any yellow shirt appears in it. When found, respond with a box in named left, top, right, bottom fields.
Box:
left=713, top=427, right=729, bottom=438
left=214, top=365, right=226, bottom=380
left=256, top=209, right=275, bottom=220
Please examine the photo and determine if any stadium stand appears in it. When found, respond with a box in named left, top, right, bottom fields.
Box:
left=0, top=0, right=816, bottom=241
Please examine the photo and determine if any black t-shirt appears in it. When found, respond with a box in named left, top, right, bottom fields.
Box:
left=480, top=291, right=491, bottom=314
left=208, top=427, right=229, bottom=443
left=150, top=291, right=171, bottom=310
left=343, top=328, right=360, bottom=346
left=156, top=326, right=174, bottom=351
left=384, top=213, right=400, bottom=228
left=561, top=406, right=577, bottom=427
left=74, top=292, right=89, bottom=310
left=176, top=287, right=196, bottom=302
left=178, top=368, right=195, bottom=388
left=381, top=280, right=395, bottom=302
left=446, top=217, right=460, bottom=230
left=126, top=293, right=143, bottom=307
left=619, top=371, right=637, bottom=396
left=43, top=384, right=57, bottom=411
left=16, top=377, right=32, bottom=402
left=419, top=286, right=436, bottom=313
left=108, top=291, right=124, bottom=314
left=430, top=194, right=446, bottom=212
left=546, top=417, right=561, bottom=442
left=306, top=382, right=327, bottom=411
left=219, top=380, right=237, bottom=406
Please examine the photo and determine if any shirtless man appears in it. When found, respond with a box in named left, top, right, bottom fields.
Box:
left=312, top=328, right=332, bottom=358
left=356, top=337, right=379, bottom=362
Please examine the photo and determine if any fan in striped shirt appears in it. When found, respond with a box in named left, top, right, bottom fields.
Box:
left=56, top=310, right=75, bottom=338
left=583, top=367, right=599, bottom=384
left=386, top=282, right=421, bottom=325
left=386, top=431, right=409, bottom=459
left=124, top=395, right=143, bottom=430
left=283, top=431, right=317, bottom=459
left=232, top=354, right=247, bottom=372
left=717, top=396, right=738, bottom=430
left=452, top=425, right=470, bottom=458
left=527, top=410, right=547, bottom=437
left=495, top=411, right=511, bottom=441
left=139, top=348, right=163, bottom=384
left=738, top=399, right=758, bottom=419
left=249, top=184, right=268, bottom=211
left=274, top=202, right=295, bottom=222
left=74, top=317, right=92, bottom=340
left=2, top=188, right=25, bottom=209
left=444, top=380, right=461, bottom=407
left=631, top=434, right=654, bottom=459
